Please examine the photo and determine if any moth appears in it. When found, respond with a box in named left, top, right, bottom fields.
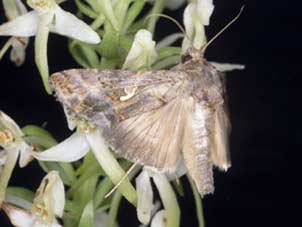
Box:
left=50, top=47, right=231, bottom=196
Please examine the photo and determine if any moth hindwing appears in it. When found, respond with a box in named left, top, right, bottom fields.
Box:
left=50, top=48, right=231, bottom=196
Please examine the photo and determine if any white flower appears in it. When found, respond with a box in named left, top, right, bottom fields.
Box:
left=2, top=171, right=65, bottom=227
left=182, top=0, right=214, bottom=51
left=135, top=168, right=180, bottom=226
left=0, top=111, right=34, bottom=206
left=0, top=0, right=101, bottom=93
left=0, top=0, right=29, bottom=66
left=31, top=121, right=137, bottom=206
left=210, top=62, right=245, bottom=72
left=123, top=29, right=157, bottom=70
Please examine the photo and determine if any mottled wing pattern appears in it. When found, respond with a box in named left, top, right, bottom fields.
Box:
left=104, top=97, right=191, bottom=172
left=51, top=69, right=188, bottom=130
left=51, top=69, right=190, bottom=171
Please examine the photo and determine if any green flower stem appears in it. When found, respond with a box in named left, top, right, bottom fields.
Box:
left=96, top=0, right=119, bottom=31
left=34, top=12, right=53, bottom=94
left=0, top=38, right=12, bottom=61
left=114, top=0, right=132, bottom=29
left=122, top=0, right=146, bottom=33
left=188, top=176, right=205, bottom=227
left=0, top=148, right=19, bottom=206
left=108, top=191, right=122, bottom=227
left=91, top=14, right=105, bottom=30
left=86, top=130, right=137, bottom=206
left=94, top=177, right=113, bottom=208
left=147, top=0, right=165, bottom=34
left=75, top=0, right=98, bottom=19
left=152, top=173, right=180, bottom=227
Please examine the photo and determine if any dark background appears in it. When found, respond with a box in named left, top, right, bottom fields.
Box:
left=0, top=0, right=291, bottom=226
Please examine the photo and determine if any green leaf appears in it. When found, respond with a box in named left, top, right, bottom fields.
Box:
left=74, top=174, right=98, bottom=209
left=6, top=187, right=34, bottom=203
left=78, top=200, right=94, bottom=227
left=188, top=176, right=205, bottom=227
left=123, top=0, right=147, bottom=33
left=94, top=177, right=113, bottom=208
left=97, top=30, right=120, bottom=59
left=75, top=0, right=98, bottom=19
left=22, top=125, right=57, bottom=145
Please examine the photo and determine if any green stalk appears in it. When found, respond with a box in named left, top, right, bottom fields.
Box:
left=152, top=173, right=180, bottom=227
left=108, top=191, right=122, bottom=227
left=147, top=0, right=165, bottom=34
left=188, top=176, right=205, bottom=227
left=0, top=38, right=12, bottom=61
left=34, top=12, right=54, bottom=94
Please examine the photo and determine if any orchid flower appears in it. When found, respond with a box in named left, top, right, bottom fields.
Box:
left=0, top=111, right=33, bottom=206
left=31, top=120, right=137, bottom=206
left=0, top=0, right=101, bottom=94
left=136, top=168, right=181, bottom=227
left=182, top=0, right=214, bottom=52
left=0, top=0, right=29, bottom=66
left=122, top=29, right=157, bottom=70
left=2, top=171, right=65, bottom=227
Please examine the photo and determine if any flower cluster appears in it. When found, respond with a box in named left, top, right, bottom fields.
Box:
left=0, top=0, right=244, bottom=227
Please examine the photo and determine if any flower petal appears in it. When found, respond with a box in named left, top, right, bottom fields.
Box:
left=51, top=6, right=101, bottom=44
left=210, top=62, right=245, bottom=72
left=0, top=11, right=39, bottom=37
left=19, top=142, right=34, bottom=168
left=123, top=29, right=157, bottom=70
left=10, top=37, right=29, bottom=66
left=150, top=210, right=166, bottom=227
left=136, top=170, right=154, bottom=225
left=3, top=0, right=28, bottom=20
left=0, top=111, right=24, bottom=138
left=0, top=148, right=19, bottom=206
left=2, top=203, right=35, bottom=227
left=196, top=0, right=214, bottom=26
left=31, top=132, right=90, bottom=162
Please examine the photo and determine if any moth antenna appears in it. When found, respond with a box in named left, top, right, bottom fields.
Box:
left=201, top=6, right=245, bottom=52
left=145, top=13, right=190, bottom=41
left=105, top=162, right=138, bottom=198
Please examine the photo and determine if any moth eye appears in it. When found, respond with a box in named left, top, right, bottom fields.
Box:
left=181, top=54, right=192, bottom=63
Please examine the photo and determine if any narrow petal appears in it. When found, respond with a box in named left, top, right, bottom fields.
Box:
left=210, top=62, right=245, bottom=72
left=0, top=11, right=39, bottom=37
left=150, top=210, right=166, bottom=227
left=136, top=170, right=154, bottom=225
left=51, top=6, right=101, bottom=44
left=152, top=173, right=180, bottom=227
left=3, top=0, right=28, bottom=20
left=0, top=148, right=19, bottom=206
left=2, top=203, right=35, bottom=227
left=19, top=142, right=34, bottom=168
left=85, top=130, right=137, bottom=206
left=32, top=133, right=90, bottom=162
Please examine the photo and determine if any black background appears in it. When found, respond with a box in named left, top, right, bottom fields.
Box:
left=0, top=0, right=291, bottom=226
